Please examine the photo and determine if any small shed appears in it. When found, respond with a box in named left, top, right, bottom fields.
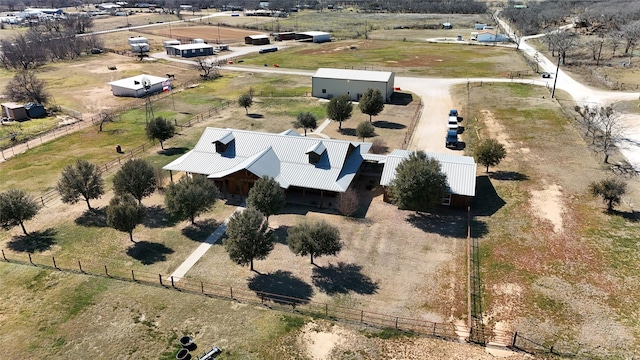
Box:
left=245, top=34, right=270, bottom=45
left=2, top=102, right=28, bottom=121
left=163, top=39, right=181, bottom=48
left=442, top=22, right=452, bottom=29
left=295, top=31, right=331, bottom=43
left=108, top=74, right=169, bottom=97
left=24, top=103, right=46, bottom=118
left=474, top=23, right=487, bottom=30
left=166, top=43, right=215, bottom=57
left=128, top=36, right=148, bottom=45
left=274, top=32, right=296, bottom=41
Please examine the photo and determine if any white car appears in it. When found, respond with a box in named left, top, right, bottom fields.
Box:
left=447, top=116, right=459, bottom=132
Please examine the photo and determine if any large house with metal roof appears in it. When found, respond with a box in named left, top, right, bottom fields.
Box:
left=163, top=127, right=372, bottom=207
left=312, top=68, right=395, bottom=103
left=163, top=128, right=477, bottom=209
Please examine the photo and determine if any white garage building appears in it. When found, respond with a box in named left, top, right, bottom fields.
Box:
left=295, top=31, right=331, bottom=43
left=312, top=68, right=395, bottom=103
left=108, top=74, right=169, bottom=97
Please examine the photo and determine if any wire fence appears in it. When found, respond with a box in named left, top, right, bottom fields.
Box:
left=0, top=248, right=459, bottom=341
left=402, top=97, right=422, bottom=148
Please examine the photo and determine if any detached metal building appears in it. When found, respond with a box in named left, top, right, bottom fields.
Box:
left=166, top=43, right=215, bottom=58
left=312, top=68, right=395, bottom=103
left=108, top=74, right=169, bottom=97
left=245, top=34, right=270, bottom=45
left=296, top=31, right=331, bottom=43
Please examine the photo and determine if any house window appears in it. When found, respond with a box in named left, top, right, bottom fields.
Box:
left=442, top=193, right=452, bottom=206
left=322, top=89, right=326, bottom=94
left=309, top=152, right=321, bottom=164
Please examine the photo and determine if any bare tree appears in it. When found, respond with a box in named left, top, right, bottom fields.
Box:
left=609, top=31, right=624, bottom=58
left=5, top=70, right=50, bottom=104
left=337, top=189, right=359, bottom=217
left=576, top=105, right=599, bottom=142
left=194, top=57, right=223, bottom=79
left=98, top=110, right=115, bottom=132
left=595, top=106, right=625, bottom=164
left=621, top=20, right=640, bottom=55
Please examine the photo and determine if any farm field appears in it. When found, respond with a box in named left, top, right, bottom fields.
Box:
left=2, top=9, right=640, bottom=360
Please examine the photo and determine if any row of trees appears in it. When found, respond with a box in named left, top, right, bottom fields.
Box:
left=576, top=105, right=623, bottom=164
left=0, top=17, right=101, bottom=71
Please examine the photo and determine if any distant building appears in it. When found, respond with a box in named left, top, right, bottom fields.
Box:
left=295, top=31, right=331, bottom=43
left=166, top=43, right=215, bottom=58
left=312, top=68, right=395, bottom=103
left=245, top=34, right=270, bottom=45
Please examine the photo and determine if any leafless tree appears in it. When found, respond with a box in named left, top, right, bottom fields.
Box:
left=576, top=105, right=599, bottom=142
left=609, top=31, right=624, bottom=58
left=0, top=33, right=47, bottom=70
left=622, top=20, right=640, bottom=55
left=98, top=110, right=115, bottom=132
left=194, top=57, right=224, bottom=79
left=594, top=106, right=625, bottom=164
left=5, top=70, right=50, bottom=104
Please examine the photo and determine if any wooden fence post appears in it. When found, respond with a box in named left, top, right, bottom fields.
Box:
left=512, top=331, right=517, bottom=347
left=78, top=260, right=83, bottom=272
left=52, top=256, right=58, bottom=269
left=200, top=281, right=204, bottom=293
left=104, top=265, right=109, bottom=277
left=395, top=317, right=398, bottom=329
left=131, top=269, right=135, bottom=281
left=171, top=276, right=175, bottom=287
left=360, top=310, right=363, bottom=323
left=433, top=322, right=437, bottom=336
left=325, top=304, right=328, bottom=317
left=159, top=274, right=163, bottom=286
left=230, top=286, right=233, bottom=298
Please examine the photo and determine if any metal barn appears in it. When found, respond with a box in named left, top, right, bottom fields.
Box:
left=312, top=68, right=395, bottom=103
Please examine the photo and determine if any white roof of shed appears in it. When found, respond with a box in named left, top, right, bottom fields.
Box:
left=163, top=128, right=372, bottom=193
left=170, top=43, right=214, bottom=50
left=298, top=31, right=330, bottom=37
left=108, top=74, right=168, bottom=90
left=380, top=150, right=476, bottom=197
left=247, top=34, right=270, bottom=39
left=313, top=68, right=394, bottom=83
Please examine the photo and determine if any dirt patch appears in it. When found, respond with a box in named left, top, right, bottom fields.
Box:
left=530, top=183, right=564, bottom=234
left=143, top=24, right=265, bottom=44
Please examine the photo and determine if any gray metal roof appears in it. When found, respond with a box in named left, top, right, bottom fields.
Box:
left=313, top=68, right=394, bottom=83
left=108, top=74, right=168, bottom=90
left=163, top=128, right=372, bottom=193
left=170, top=43, right=214, bottom=50
left=380, top=150, right=476, bottom=197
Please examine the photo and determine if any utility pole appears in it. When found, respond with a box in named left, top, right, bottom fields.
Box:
left=551, top=54, right=561, bottom=98
left=597, top=39, right=604, bottom=66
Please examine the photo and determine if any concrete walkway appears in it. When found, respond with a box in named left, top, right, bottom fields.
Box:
left=309, top=119, right=332, bottom=139
left=170, top=205, right=244, bottom=281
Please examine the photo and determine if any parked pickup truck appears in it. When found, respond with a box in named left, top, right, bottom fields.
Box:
left=447, top=116, right=459, bottom=132
left=446, top=129, right=459, bottom=148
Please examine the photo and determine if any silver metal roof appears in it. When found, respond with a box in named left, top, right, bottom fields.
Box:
left=169, top=43, right=214, bottom=50
left=163, top=128, right=372, bottom=193
left=108, top=74, right=168, bottom=90
left=313, top=68, right=394, bottom=83
left=380, top=150, right=476, bottom=197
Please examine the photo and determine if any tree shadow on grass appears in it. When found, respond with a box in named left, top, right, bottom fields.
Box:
left=181, top=218, right=221, bottom=242
left=312, top=262, right=378, bottom=295
left=609, top=209, right=640, bottom=223
left=473, top=175, right=506, bottom=217
left=143, top=205, right=179, bottom=228
left=406, top=211, right=468, bottom=238
left=158, top=147, right=189, bottom=156
left=7, top=228, right=57, bottom=253
left=340, top=127, right=357, bottom=137
left=75, top=207, right=108, bottom=227
left=248, top=270, right=313, bottom=305
left=126, top=241, right=174, bottom=265
left=489, top=171, right=529, bottom=181
left=372, top=120, right=406, bottom=129
left=270, top=225, right=290, bottom=246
